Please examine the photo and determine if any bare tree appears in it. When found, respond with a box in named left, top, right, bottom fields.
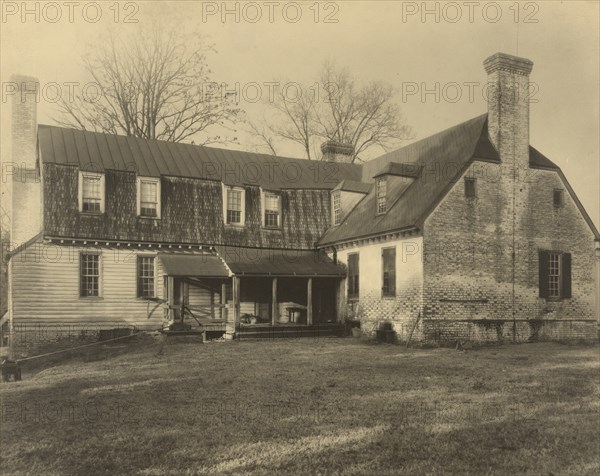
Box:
left=249, top=62, right=412, bottom=162
left=56, top=27, right=242, bottom=145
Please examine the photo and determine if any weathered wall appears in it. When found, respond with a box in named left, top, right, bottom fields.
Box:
left=43, top=164, right=331, bottom=250
left=9, top=241, right=168, bottom=354
left=334, top=236, right=424, bottom=341
left=422, top=159, right=597, bottom=343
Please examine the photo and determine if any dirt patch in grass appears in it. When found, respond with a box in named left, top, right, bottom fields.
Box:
left=1, top=338, right=599, bottom=475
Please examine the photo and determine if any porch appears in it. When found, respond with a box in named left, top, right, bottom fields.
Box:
left=158, top=247, right=345, bottom=338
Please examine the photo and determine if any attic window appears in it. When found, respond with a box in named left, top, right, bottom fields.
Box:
left=376, top=178, right=387, bottom=214
left=332, top=191, right=341, bottom=225
left=224, top=186, right=246, bottom=226
left=79, top=171, right=105, bottom=213
left=263, top=191, right=281, bottom=228
left=464, top=177, right=477, bottom=198
left=553, top=189, right=564, bottom=208
left=137, top=177, right=161, bottom=218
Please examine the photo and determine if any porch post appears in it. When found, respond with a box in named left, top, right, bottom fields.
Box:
left=220, top=282, right=227, bottom=320
left=232, top=276, right=241, bottom=327
left=271, top=277, right=278, bottom=325
left=307, top=277, right=313, bottom=325
left=167, top=276, right=175, bottom=322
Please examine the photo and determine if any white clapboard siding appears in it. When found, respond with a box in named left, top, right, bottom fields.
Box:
left=10, top=244, right=166, bottom=329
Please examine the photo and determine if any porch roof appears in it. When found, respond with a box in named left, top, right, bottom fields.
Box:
left=159, top=253, right=230, bottom=277
left=216, top=246, right=346, bottom=277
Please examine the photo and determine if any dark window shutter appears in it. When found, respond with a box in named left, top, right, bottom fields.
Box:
left=382, top=248, right=396, bottom=296
left=348, top=253, right=359, bottom=297
left=561, top=253, right=572, bottom=298
left=538, top=251, right=549, bottom=298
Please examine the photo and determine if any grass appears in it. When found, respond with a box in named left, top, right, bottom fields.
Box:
left=1, top=335, right=599, bottom=475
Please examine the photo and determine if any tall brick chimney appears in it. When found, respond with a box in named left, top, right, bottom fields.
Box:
left=9, top=74, right=42, bottom=245
left=321, top=141, right=355, bottom=163
left=484, top=52, right=533, bottom=172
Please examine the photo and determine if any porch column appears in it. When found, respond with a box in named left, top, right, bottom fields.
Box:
left=220, top=282, right=227, bottom=321
left=167, top=276, right=175, bottom=322
left=232, top=276, right=241, bottom=327
left=307, top=278, right=313, bottom=325
left=271, top=277, right=278, bottom=325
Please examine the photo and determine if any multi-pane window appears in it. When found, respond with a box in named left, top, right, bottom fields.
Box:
left=140, top=181, right=158, bottom=217
left=137, top=177, right=161, bottom=218
left=548, top=253, right=560, bottom=298
left=382, top=247, right=396, bottom=297
left=227, top=188, right=242, bottom=224
left=376, top=178, right=387, bottom=214
left=539, top=250, right=571, bottom=299
left=80, top=253, right=100, bottom=297
left=80, top=172, right=104, bottom=212
left=332, top=191, right=341, bottom=225
left=137, top=256, right=155, bottom=298
left=553, top=189, right=564, bottom=208
left=348, top=253, right=359, bottom=299
left=465, top=177, right=477, bottom=198
left=264, top=192, right=281, bottom=227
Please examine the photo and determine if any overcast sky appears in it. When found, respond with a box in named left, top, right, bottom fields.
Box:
left=1, top=0, right=598, bottom=228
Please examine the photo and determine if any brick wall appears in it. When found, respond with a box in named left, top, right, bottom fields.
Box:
left=334, top=236, right=424, bottom=342
left=422, top=159, right=597, bottom=343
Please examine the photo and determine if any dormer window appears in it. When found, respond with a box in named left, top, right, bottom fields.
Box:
left=137, top=177, right=161, bottom=218
left=223, top=185, right=245, bottom=225
left=78, top=171, right=105, bottom=213
left=263, top=191, right=282, bottom=228
left=332, top=191, right=341, bottom=225
left=376, top=178, right=387, bottom=214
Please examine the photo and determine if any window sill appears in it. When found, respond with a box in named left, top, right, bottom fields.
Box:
left=382, top=295, right=396, bottom=300
left=138, top=216, right=161, bottom=221
left=544, top=297, right=569, bottom=302
left=225, top=223, right=245, bottom=228
left=262, top=226, right=283, bottom=231
left=80, top=211, right=104, bottom=216
left=79, top=296, right=104, bottom=301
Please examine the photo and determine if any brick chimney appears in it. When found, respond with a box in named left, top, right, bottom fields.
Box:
left=484, top=52, right=533, bottom=172
left=9, top=74, right=42, bottom=245
left=321, top=141, right=355, bottom=163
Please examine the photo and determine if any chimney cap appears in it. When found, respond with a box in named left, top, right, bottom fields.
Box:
left=321, top=140, right=355, bottom=156
left=483, top=52, right=533, bottom=76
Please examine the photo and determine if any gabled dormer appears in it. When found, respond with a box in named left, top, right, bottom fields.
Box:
left=372, top=162, right=421, bottom=216
left=331, top=180, right=371, bottom=226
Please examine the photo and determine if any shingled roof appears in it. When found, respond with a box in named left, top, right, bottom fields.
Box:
left=37, top=125, right=361, bottom=190
left=318, top=114, right=581, bottom=246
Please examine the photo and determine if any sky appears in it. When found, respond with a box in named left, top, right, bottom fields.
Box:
left=1, top=0, right=598, bottom=229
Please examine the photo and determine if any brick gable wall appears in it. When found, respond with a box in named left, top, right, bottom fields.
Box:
left=422, top=160, right=597, bottom=343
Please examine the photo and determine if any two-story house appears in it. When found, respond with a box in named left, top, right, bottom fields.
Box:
left=4, top=53, right=599, bottom=352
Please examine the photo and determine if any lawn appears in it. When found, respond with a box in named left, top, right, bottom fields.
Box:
left=0, top=336, right=599, bottom=475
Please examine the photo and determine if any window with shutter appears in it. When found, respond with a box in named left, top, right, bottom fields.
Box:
left=382, top=247, right=396, bottom=297
left=539, top=250, right=572, bottom=299
left=347, top=253, right=359, bottom=299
